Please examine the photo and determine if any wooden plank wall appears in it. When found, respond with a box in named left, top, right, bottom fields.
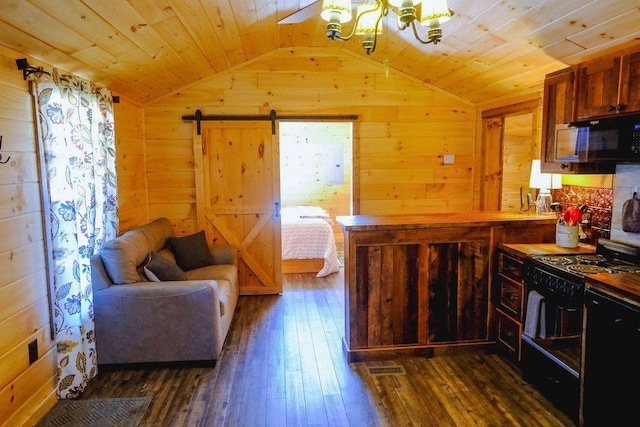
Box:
left=113, top=96, right=147, bottom=232
left=145, top=48, right=477, bottom=234
left=0, top=47, right=57, bottom=427
left=0, top=47, right=145, bottom=426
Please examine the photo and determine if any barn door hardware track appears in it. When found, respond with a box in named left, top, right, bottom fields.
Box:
left=182, top=109, right=358, bottom=135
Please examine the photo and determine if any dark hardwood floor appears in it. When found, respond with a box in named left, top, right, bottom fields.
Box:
left=82, top=269, right=575, bottom=426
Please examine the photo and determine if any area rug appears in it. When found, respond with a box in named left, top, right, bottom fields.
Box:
left=36, top=397, right=152, bottom=427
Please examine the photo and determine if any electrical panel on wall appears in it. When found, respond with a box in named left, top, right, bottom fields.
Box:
left=323, top=144, right=344, bottom=185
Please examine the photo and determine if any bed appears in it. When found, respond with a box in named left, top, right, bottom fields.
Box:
left=281, top=206, right=341, bottom=277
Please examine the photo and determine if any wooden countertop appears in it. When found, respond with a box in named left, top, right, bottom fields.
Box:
left=585, top=273, right=640, bottom=306
left=336, top=212, right=556, bottom=231
left=499, top=242, right=596, bottom=258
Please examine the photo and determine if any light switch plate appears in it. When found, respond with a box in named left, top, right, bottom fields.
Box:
left=443, top=154, right=455, bottom=164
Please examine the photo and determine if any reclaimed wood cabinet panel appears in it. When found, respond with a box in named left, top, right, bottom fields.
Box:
left=619, top=50, right=640, bottom=114
left=495, top=250, right=526, bottom=361
left=338, top=213, right=557, bottom=362
left=540, top=68, right=577, bottom=174
left=425, top=241, right=490, bottom=343
left=354, top=244, right=420, bottom=347
left=351, top=240, right=490, bottom=351
left=577, top=49, right=640, bottom=119
left=540, top=67, right=615, bottom=174
left=576, top=56, right=621, bottom=119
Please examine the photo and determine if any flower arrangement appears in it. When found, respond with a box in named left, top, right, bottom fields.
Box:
left=559, top=206, right=583, bottom=226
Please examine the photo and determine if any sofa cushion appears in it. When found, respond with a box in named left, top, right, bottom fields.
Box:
left=169, top=230, right=215, bottom=271
left=144, top=252, right=187, bottom=282
left=140, top=217, right=175, bottom=252
left=100, top=228, right=151, bottom=284
left=186, top=264, right=238, bottom=286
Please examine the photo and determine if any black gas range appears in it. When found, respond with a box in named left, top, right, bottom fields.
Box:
left=530, top=239, right=640, bottom=278
left=521, top=239, right=640, bottom=423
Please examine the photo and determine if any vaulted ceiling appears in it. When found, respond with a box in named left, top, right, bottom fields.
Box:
left=2, top=0, right=639, bottom=105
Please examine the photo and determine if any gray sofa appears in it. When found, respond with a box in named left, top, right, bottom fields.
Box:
left=90, top=217, right=239, bottom=365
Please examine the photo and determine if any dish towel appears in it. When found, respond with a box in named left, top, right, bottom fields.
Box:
left=523, top=290, right=546, bottom=338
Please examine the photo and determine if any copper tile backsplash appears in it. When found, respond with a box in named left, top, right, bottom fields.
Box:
left=552, top=185, right=613, bottom=244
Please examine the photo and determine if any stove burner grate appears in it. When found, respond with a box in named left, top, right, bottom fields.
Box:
left=575, top=254, right=607, bottom=265
left=537, top=256, right=574, bottom=265
left=609, top=264, right=640, bottom=274
left=566, top=264, right=612, bottom=274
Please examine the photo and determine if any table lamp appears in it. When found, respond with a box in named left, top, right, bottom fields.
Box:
left=529, top=159, right=562, bottom=215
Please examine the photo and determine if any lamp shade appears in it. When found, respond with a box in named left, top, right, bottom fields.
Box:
left=355, top=2, right=383, bottom=35
left=529, top=159, right=562, bottom=190
left=321, top=0, right=352, bottom=23
left=420, top=0, right=453, bottom=25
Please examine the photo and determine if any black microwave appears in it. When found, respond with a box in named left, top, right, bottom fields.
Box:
left=554, top=114, right=640, bottom=163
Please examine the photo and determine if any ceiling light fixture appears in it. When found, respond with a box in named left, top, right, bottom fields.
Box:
left=321, top=0, right=453, bottom=54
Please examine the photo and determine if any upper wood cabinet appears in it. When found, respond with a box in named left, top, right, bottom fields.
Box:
left=540, top=68, right=607, bottom=174
left=577, top=50, right=640, bottom=119
left=540, top=46, right=640, bottom=174
left=541, top=68, right=576, bottom=173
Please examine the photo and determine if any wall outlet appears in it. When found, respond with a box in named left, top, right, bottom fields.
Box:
left=28, top=339, right=38, bottom=364
left=443, top=154, right=455, bottom=164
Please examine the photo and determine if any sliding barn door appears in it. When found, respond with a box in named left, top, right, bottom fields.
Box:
left=194, top=121, right=282, bottom=295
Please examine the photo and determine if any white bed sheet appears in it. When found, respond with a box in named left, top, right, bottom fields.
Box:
left=281, top=206, right=341, bottom=278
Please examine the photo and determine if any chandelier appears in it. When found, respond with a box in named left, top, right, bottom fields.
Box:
left=320, top=0, right=454, bottom=54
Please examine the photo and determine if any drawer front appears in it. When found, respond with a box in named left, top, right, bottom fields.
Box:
left=499, top=278, right=524, bottom=319
left=499, top=252, right=524, bottom=283
left=497, top=310, right=521, bottom=359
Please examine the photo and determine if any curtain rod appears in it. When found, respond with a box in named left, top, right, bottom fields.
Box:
left=182, top=109, right=359, bottom=135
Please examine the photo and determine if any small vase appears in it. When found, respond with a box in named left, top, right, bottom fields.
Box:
left=556, top=224, right=579, bottom=248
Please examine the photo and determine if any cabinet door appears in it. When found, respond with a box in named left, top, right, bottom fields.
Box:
left=576, top=56, right=621, bottom=119
left=349, top=239, right=490, bottom=349
left=540, top=68, right=616, bottom=175
left=619, top=50, right=640, bottom=114
left=541, top=68, right=576, bottom=173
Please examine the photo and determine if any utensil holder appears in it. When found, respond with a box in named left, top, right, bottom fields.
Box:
left=556, top=224, right=579, bottom=248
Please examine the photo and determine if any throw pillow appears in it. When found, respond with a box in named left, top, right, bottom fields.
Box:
left=144, top=251, right=187, bottom=281
left=169, top=230, right=215, bottom=271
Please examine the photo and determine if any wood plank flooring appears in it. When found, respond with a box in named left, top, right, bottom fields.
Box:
left=81, top=269, right=575, bottom=426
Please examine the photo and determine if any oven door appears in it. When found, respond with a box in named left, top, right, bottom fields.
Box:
left=521, top=336, right=579, bottom=423
left=521, top=262, right=582, bottom=423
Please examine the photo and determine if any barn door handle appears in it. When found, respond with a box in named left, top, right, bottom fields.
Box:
left=275, top=202, right=280, bottom=217
left=0, top=136, right=10, bottom=164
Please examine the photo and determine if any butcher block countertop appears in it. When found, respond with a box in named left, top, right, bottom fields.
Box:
left=336, top=211, right=557, bottom=231
left=499, top=242, right=596, bottom=258
left=585, top=273, right=640, bottom=306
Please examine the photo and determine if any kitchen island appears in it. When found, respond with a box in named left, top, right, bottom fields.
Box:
left=336, top=212, right=557, bottom=362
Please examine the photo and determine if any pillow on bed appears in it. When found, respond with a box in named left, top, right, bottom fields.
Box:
left=169, top=230, right=215, bottom=271
left=144, top=252, right=187, bottom=281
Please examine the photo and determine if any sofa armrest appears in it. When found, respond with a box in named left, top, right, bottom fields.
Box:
left=93, top=280, right=224, bottom=364
left=211, top=244, right=237, bottom=266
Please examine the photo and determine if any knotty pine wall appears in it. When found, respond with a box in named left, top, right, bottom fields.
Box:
left=0, top=47, right=146, bottom=426
left=0, top=48, right=56, bottom=427
left=145, top=47, right=476, bottom=234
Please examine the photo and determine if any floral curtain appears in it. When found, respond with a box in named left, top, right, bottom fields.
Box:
left=34, top=69, right=118, bottom=398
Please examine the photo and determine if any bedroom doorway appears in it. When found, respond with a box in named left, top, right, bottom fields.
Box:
left=279, top=122, right=353, bottom=273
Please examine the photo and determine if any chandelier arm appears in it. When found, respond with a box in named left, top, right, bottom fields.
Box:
left=334, top=2, right=387, bottom=42
left=410, top=20, right=435, bottom=45
left=367, top=12, right=385, bottom=54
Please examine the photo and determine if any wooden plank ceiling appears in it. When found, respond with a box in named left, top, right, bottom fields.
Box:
left=2, top=0, right=639, bottom=105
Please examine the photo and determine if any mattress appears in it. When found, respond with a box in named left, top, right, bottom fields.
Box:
left=281, top=206, right=340, bottom=277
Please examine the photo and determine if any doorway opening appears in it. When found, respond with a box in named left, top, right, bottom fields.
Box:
left=279, top=121, right=353, bottom=273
